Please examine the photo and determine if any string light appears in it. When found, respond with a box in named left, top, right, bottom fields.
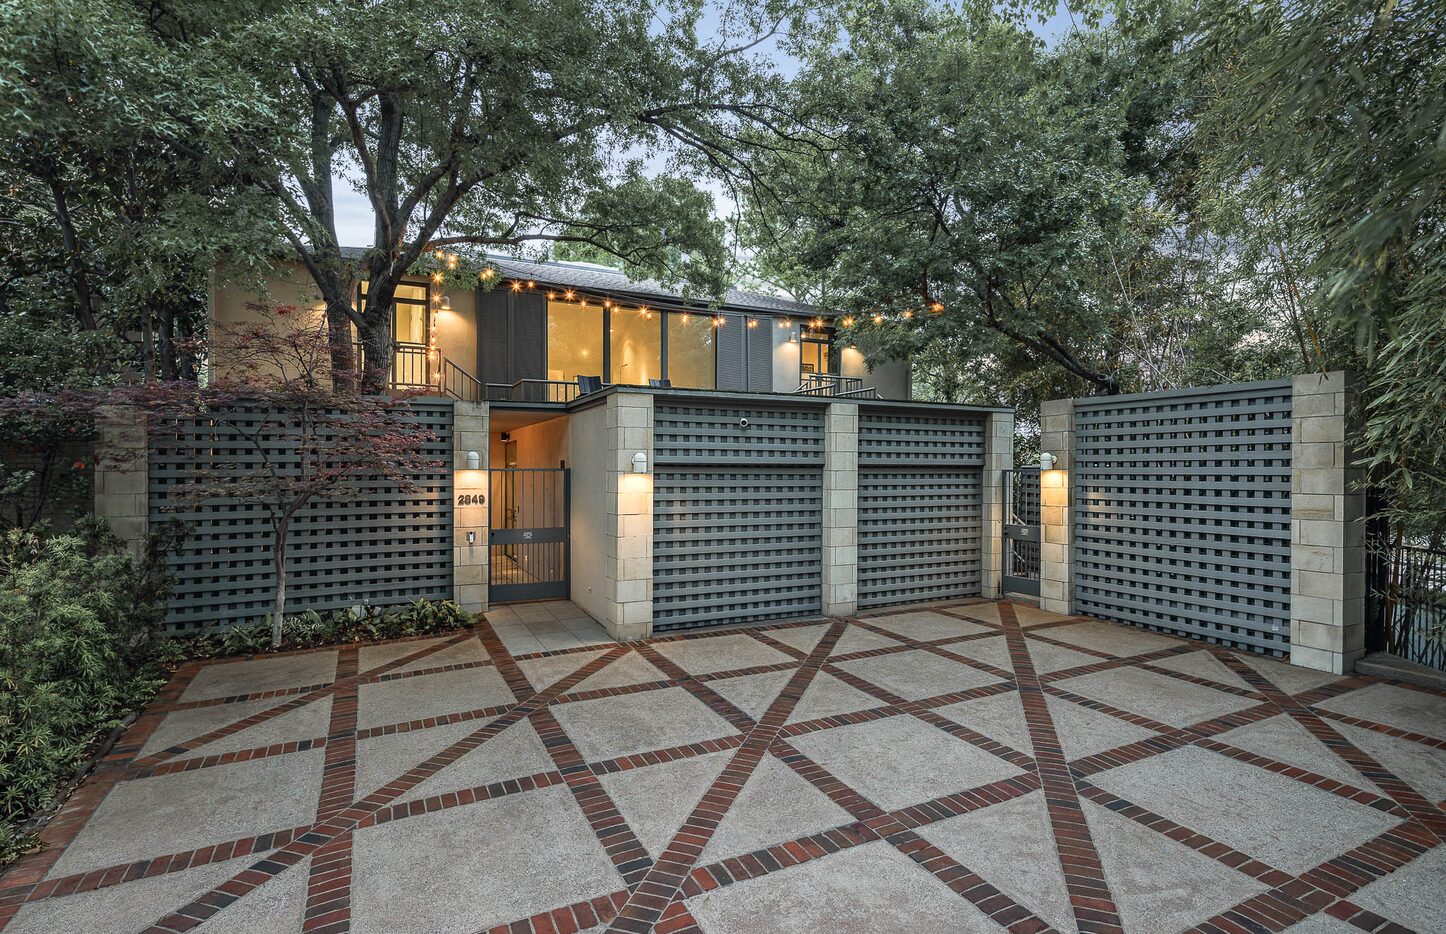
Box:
left=433, top=248, right=446, bottom=262
left=929, top=301, right=944, bottom=313
left=842, top=316, right=855, bottom=327
left=510, top=281, right=521, bottom=292
left=713, top=315, right=725, bottom=327
left=526, top=280, right=534, bottom=288
left=547, top=291, right=556, bottom=300
left=780, top=318, right=791, bottom=328
left=479, top=268, right=495, bottom=280
left=564, top=290, right=575, bottom=300
left=681, top=312, right=690, bottom=322
left=747, top=318, right=758, bottom=329
left=902, top=309, right=913, bottom=319
left=446, top=254, right=458, bottom=270
left=872, top=314, right=884, bottom=324
left=812, top=317, right=825, bottom=329
left=431, top=271, right=444, bottom=284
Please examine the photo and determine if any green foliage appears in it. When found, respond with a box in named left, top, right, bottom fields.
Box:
left=1195, top=0, right=1446, bottom=539
left=180, top=600, right=475, bottom=659
left=744, top=0, right=1299, bottom=405
left=0, top=521, right=175, bottom=864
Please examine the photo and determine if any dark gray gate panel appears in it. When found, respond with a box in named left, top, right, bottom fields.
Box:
left=654, top=402, right=824, bottom=465
left=856, top=405, right=987, bottom=609
left=858, top=409, right=985, bottom=467
left=653, top=468, right=822, bottom=630
left=1072, top=379, right=1293, bottom=655
left=714, top=314, right=746, bottom=391
left=149, top=400, right=453, bottom=635
left=858, top=468, right=983, bottom=608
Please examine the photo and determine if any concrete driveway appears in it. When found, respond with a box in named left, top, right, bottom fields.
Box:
left=2, top=600, right=1443, bottom=934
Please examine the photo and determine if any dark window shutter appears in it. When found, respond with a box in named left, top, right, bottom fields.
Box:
left=746, top=319, right=773, bottom=392
left=477, top=290, right=510, bottom=385
left=715, top=314, right=746, bottom=390
left=512, top=292, right=546, bottom=381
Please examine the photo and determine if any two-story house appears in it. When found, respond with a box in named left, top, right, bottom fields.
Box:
left=195, top=251, right=1006, bottom=641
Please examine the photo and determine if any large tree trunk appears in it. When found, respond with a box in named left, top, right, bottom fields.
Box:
left=325, top=297, right=359, bottom=393
left=358, top=295, right=395, bottom=395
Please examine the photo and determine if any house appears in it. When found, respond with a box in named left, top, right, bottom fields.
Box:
left=210, top=252, right=913, bottom=403
left=186, top=253, right=1011, bottom=641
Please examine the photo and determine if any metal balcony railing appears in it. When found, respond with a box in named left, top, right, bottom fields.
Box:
left=792, top=372, right=881, bottom=399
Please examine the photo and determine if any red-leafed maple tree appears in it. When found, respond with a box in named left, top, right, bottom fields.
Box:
left=136, top=307, right=443, bottom=647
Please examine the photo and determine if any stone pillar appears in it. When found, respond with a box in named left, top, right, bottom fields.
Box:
left=452, top=401, right=489, bottom=613
left=1038, top=398, right=1074, bottom=615
left=93, top=406, right=148, bottom=557
left=1289, top=371, right=1365, bottom=674
left=821, top=402, right=859, bottom=616
left=980, top=410, right=1015, bottom=599
left=608, top=392, right=654, bottom=640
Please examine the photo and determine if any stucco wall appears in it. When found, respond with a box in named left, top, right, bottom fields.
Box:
left=567, top=403, right=611, bottom=626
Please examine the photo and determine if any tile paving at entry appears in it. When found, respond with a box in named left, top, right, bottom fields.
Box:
left=2, top=598, right=1444, bottom=934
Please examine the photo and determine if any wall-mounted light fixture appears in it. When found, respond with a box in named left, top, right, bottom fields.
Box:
left=1040, top=452, right=1058, bottom=471
left=439, top=294, right=452, bottom=312
left=631, top=451, right=649, bottom=474
left=466, top=450, right=480, bottom=470
left=466, top=530, right=476, bottom=545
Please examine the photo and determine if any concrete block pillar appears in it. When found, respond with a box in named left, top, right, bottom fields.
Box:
left=1038, top=399, right=1074, bottom=615
left=605, top=392, right=654, bottom=640
left=1289, top=371, right=1366, bottom=674
left=93, top=405, right=149, bottom=557
left=452, top=401, right=490, bottom=613
left=821, top=402, right=859, bottom=616
left=980, top=410, right=1015, bottom=599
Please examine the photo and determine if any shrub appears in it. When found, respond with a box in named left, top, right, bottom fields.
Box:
left=180, top=599, right=475, bottom=659
left=0, top=521, right=174, bottom=864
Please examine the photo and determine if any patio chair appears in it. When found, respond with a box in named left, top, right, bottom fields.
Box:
left=577, top=375, right=603, bottom=395
left=648, top=378, right=672, bottom=388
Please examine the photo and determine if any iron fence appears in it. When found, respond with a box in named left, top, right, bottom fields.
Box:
left=1368, top=539, right=1446, bottom=671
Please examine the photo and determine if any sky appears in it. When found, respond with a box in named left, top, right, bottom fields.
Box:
left=326, top=3, right=1083, bottom=250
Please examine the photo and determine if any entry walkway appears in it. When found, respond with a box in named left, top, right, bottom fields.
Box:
left=1, top=601, right=1442, bottom=933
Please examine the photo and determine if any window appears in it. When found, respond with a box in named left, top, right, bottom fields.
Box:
left=667, top=313, right=716, bottom=389
left=800, top=329, right=833, bottom=376
left=547, top=299, right=603, bottom=383
left=355, top=281, right=430, bottom=343
left=609, top=308, right=662, bottom=385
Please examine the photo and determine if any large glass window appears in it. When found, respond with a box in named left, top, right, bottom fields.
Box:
left=547, top=299, right=604, bottom=383
left=667, top=313, right=716, bottom=389
left=800, top=330, right=833, bottom=376
left=609, top=308, right=662, bottom=385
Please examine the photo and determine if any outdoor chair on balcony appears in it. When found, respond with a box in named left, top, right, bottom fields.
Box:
left=648, top=378, right=672, bottom=388
left=577, top=375, right=603, bottom=395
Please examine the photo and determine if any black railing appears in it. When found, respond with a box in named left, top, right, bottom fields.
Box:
left=792, top=373, right=880, bottom=398
left=483, top=379, right=581, bottom=403
left=440, top=358, right=483, bottom=402
left=1368, top=540, right=1446, bottom=670
left=352, top=340, right=434, bottom=390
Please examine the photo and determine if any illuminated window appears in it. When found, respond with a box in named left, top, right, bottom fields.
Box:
left=667, top=313, right=716, bottom=389
left=609, top=310, right=662, bottom=385
left=547, top=299, right=603, bottom=383
left=800, top=330, right=833, bottom=375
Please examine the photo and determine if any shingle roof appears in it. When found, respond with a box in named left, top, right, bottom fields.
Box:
left=337, top=246, right=823, bottom=318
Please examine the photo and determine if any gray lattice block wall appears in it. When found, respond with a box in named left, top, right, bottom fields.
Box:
left=857, top=407, right=986, bottom=467
left=1071, top=380, right=1293, bottom=655
left=653, top=402, right=824, bottom=465
left=149, top=399, right=454, bottom=634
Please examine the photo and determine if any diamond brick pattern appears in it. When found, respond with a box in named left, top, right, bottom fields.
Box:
left=1, top=600, right=1441, bottom=934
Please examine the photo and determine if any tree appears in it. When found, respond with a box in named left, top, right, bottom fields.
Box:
left=743, top=0, right=1150, bottom=395
left=139, top=309, right=442, bottom=647
left=214, top=0, right=803, bottom=392
left=1193, top=0, right=1446, bottom=540
left=0, top=0, right=276, bottom=382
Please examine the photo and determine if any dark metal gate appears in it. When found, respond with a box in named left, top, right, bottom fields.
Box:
left=489, top=468, right=569, bottom=602
left=1003, top=467, right=1041, bottom=597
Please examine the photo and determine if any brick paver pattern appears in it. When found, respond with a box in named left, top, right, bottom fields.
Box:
left=1, top=599, right=1442, bottom=933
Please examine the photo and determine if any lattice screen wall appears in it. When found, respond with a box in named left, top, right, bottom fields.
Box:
left=149, top=400, right=454, bottom=635
left=857, top=408, right=986, bottom=609
left=1072, top=380, right=1293, bottom=655
left=652, top=402, right=824, bottom=630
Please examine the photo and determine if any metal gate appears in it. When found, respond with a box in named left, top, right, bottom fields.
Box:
left=652, top=402, right=825, bottom=631
left=1003, top=468, right=1041, bottom=597
left=489, top=468, right=569, bottom=602
left=856, top=407, right=987, bottom=609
